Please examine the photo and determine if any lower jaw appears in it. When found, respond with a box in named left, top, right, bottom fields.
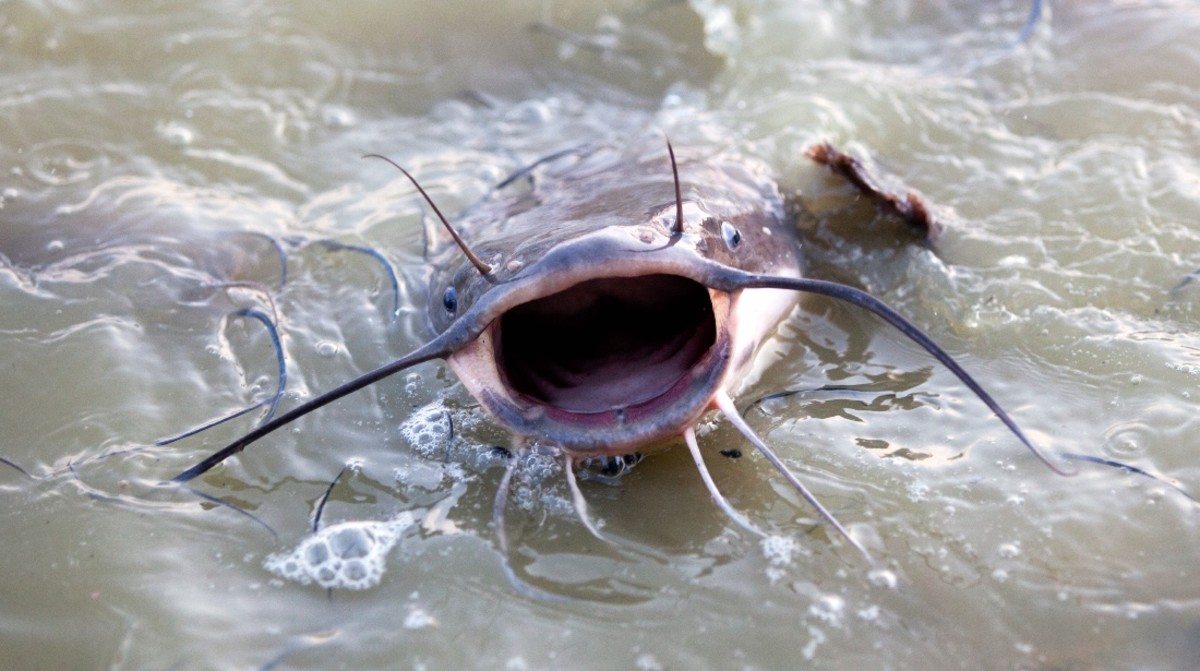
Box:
left=451, top=330, right=732, bottom=457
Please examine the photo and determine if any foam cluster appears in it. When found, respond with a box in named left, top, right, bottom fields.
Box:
left=398, top=401, right=452, bottom=458
left=264, top=511, right=414, bottom=590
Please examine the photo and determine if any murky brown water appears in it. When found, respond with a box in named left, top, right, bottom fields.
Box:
left=3, top=1, right=1199, bottom=669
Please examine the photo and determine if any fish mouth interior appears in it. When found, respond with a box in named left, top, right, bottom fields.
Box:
left=498, top=274, right=716, bottom=414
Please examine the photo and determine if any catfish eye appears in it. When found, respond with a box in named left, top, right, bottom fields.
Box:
left=442, top=286, right=458, bottom=314
left=721, top=221, right=742, bottom=250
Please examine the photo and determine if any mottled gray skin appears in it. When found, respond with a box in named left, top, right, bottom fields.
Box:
left=424, top=144, right=805, bottom=456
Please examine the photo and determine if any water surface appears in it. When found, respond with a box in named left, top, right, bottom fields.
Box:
left=2, top=1, right=1199, bottom=669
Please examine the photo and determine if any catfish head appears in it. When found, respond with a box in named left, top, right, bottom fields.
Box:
left=423, top=144, right=803, bottom=456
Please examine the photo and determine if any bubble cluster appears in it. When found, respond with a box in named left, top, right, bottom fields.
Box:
left=399, top=401, right=452, bottom=458
left=511, top=448, right=567, bottom=514
left=264, top=512, right=414, bottom=590
left=808, top=594, right=846, bottom=626
left=761, top=534, right=799, bottom=583
left=761, top=534, right=799, bottom=566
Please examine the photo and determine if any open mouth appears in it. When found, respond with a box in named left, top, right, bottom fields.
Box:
left=497, top=274, right=717, bottom=415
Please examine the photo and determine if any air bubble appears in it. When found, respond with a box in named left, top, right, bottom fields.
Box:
left=868, top=568, right=898, bottom=590
left=156, top=121, right=195, bottom=146
left=343, top=561, right=367, bottom=582
left=404, top=372, right=422, bottom=395
left=305, top=542, right=329, bottom=565
left=316, top=340, right=339, bottom=357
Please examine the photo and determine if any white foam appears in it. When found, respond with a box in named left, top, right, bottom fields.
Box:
left=398, top=401, right=452, bottom=459
left=998, top=542, right=1022, bottom=559
left=761, top=534, right=799, bottom=566
left=264, top=511, right=414, bottom=590
left=808, top=594, right=846, bottom=626
left=761, top=534, right=799, bottom=584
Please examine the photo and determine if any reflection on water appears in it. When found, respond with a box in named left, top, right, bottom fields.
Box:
left=2, top=1, right=1199, bottom=669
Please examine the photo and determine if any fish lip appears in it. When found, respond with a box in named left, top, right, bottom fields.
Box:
left=447, top=265, right=739, bottom=457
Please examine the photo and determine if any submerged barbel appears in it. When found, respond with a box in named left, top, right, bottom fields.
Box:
left=172, top=140, right=1065, bottom=585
